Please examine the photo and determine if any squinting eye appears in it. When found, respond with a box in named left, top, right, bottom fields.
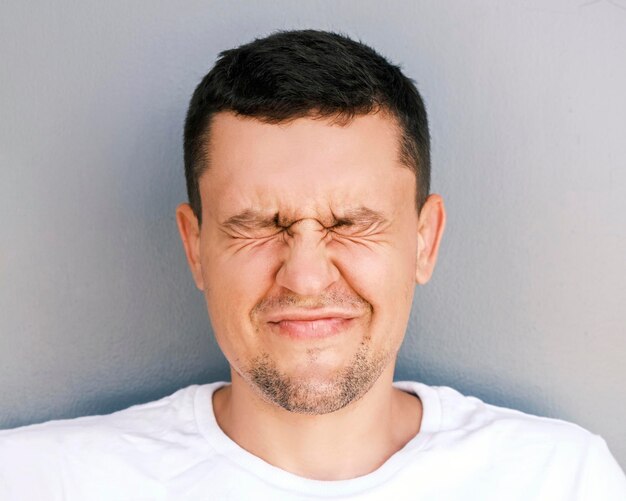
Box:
left=331, top=221, right=360, bottom=234
left=333, top=220, right=353, bottom=229
left=253, top=228, right=284, bottom=239
left=331, top=220, right=381, bottom=236
left=229, top=227, right=283, bottom=240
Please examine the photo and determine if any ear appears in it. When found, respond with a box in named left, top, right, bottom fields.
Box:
left=175, top=203, right=205, bottom=291
left=415, top=194, right=446, bottom=285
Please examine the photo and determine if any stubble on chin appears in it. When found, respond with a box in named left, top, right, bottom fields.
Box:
left=241, top=288, right=390, bottom=414
left=243, top=340, right=391, bottom=415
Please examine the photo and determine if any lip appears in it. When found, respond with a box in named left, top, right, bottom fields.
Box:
left=265, top=309, right=358, bottom=323
left=265, top=310, right=359, bottom=340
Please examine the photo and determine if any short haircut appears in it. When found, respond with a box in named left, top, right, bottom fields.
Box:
left=183, top=29, right=430, bottom=225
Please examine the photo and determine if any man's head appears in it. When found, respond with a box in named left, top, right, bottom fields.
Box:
left=176, top=30, right=445, bottom=415
left=183, top=29, right=431, bottom=225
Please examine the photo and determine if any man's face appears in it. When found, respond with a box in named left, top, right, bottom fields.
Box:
left=183, top=111, right=424, bottom=414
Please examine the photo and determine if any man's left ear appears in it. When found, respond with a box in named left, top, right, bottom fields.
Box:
left=415, top=194, right=446, bottom=285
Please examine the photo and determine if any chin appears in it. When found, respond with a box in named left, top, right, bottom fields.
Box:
left=244, top=346, right=390, bottom=415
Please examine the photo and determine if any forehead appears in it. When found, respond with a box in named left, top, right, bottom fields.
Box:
left=199, top=111, right=416, bottom=220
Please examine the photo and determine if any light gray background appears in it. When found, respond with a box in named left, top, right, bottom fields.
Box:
left=1, top=0, right=625, bottom=468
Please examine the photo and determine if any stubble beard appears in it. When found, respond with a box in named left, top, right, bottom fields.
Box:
left=240, top=289, right=392, bottom=415
left=243, top=339, right=392, bottom=415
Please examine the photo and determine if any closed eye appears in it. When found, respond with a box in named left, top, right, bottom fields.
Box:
left=333, top=220, right=353, bottom=229
left=330, top=207, right=388, bottom=235
left=221, top=226, right=284, bottom=240
left=331, top=220, right=376, bottom=235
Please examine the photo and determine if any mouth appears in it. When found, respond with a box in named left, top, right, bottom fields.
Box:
left=266, top=311, right=358, bottom=340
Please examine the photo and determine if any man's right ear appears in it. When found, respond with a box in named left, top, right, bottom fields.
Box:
left=175, top=203, right=205, bottom=291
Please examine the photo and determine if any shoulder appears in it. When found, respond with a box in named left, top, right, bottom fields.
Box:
left=0, top=382, right=227, bottom=499
left=394, top=381, right=626, bottom=498
left=397, top=380, right=626, bottom=496
left=398, top=380, right=596, bottom=443
left=0, top=383, right=203, bottom=449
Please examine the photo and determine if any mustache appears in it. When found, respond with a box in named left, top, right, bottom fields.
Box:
left=252, top=290, right=371, bottom=315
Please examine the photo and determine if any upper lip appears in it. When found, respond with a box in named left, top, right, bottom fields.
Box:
left=265, top=309, right=360, bottom=323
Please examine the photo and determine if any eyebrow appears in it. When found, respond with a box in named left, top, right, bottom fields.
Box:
left=221, top=209, right=279, bottom=230
left=220, top=206, right=388, bottom=230
left=334, top=207, right=388, bottom=226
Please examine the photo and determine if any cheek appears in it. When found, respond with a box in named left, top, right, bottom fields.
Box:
left=205, top=237, right=280, bottom=287
left=201, top=239, right=282, bottom=329
left=332, top=239, right=415, bottom=296
left=331, top=240, right=416, bottom=336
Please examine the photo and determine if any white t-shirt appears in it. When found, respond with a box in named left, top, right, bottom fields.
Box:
left=0, top=381, right=624, bottom=500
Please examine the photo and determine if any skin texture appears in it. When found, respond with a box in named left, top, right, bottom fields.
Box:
left=176, top=110, right=446, bottom=480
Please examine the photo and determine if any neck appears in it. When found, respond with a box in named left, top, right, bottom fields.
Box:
left=212, top=365, right=422, bottom=480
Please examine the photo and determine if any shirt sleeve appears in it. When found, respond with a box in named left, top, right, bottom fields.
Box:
left=579, top=435, right=626, bottom=500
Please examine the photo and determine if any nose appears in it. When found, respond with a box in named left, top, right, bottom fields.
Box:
left=275, top=219, right=340, bottom=297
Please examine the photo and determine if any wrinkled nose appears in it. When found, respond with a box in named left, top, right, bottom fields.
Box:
left=275, top=219, right=340, bottom=297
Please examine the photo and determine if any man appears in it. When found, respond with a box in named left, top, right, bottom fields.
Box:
left=1, top=29, right=625, bottom=500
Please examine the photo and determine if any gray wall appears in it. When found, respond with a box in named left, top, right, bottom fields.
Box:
left=1, top=0, right=624, bottom=467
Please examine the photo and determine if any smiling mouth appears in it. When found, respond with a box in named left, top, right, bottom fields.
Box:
left=267, top=317, right=355, bottom=340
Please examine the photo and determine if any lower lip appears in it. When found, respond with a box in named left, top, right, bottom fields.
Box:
left=269, top=318, right=354, bottom=340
